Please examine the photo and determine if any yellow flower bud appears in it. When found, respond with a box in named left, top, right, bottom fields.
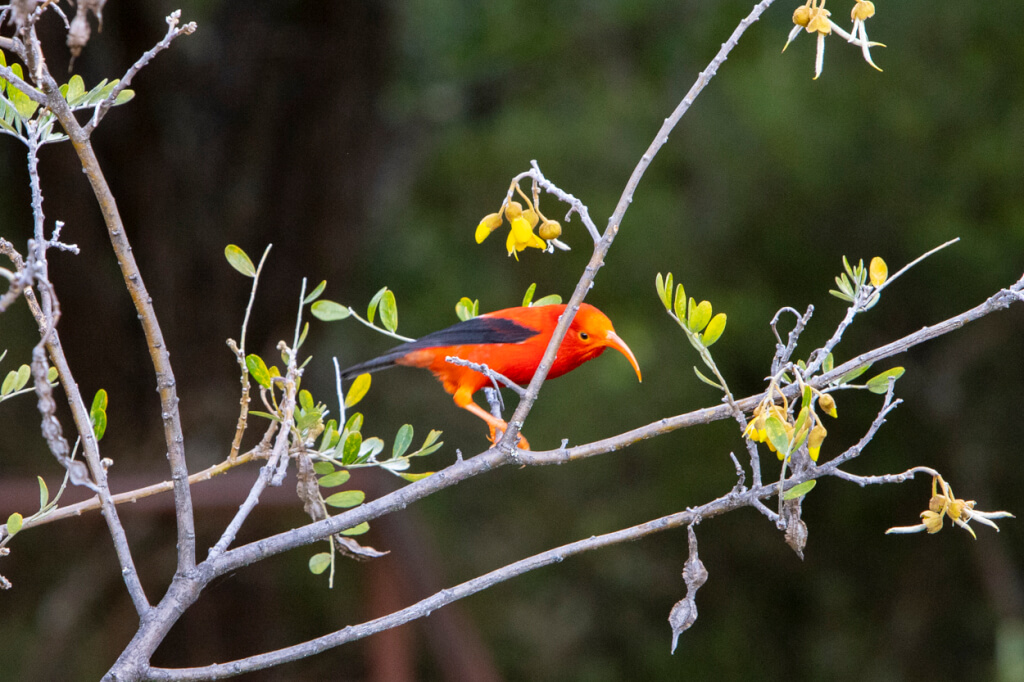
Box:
left=475, top=212, right=503, bottom=244
left=806, top=8, right=831, bottom=34
left=920, top=510, right=944, bottom=534
left=522, top=208, right=540, bottom=227
left=793, top=5, right=811, bottom=26
left=851, top=0, right=875, bottom=22
left=929, top=495, right=947, bottom=513
left=817, top=393, right=837, bottom=418
left=505, top=200, right=523, bottom=221
left=538, top=220, right=562, bottom=240
left=807, top=423, right=827, bottom=461
left=869, top=256, right=888, bottom=287
left=947, top=499, right=964, bottom=521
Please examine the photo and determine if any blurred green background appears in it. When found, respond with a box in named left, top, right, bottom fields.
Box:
left=1, top=0, right=1022, bottom=679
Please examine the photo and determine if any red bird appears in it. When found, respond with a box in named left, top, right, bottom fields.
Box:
left=341, top=303, right=641, bottom=448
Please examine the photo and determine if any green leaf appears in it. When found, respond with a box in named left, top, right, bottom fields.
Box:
left=655, top=273, right=669, bottom=311
left=532, top=294, right=562, bottom=307
left=47, top=366, right=58, bottom=382
left=224, top=244, right=256, bottom=277
left=13, top=365, right=28, bottom=392
left=866, top=367, right=906, bottom=394
left=358, top=437, right=384, bottom=462
left=693, top=366, right=722, bottom=390
left=823, top=353, right=834, bottom=373
left=38, top=476, right=48, bottom=509
left=783, top=480, right=817, bottom=500
left=297, top=322, right=309, bottom=349
left=367, top=287, right=387, bottom=324
left=249, top=410, right=280, bottom=421
left=398, top=471, right=435, bottom=482
left=345, top=373, right=371, bottom=408
left=341, top=431, right=363, bottom=465
left=393, top=424, right=413, bottom=458
left=345, top=412, right=363, bottom=434
left=408, top=429, right=443, bottom=458
left=1, top=370, right=16, bottom=396
left=308, top=552, right=332, bottom=575
left=304, top=280, right=327, bottom=304
left=801, top=384, right=813, bottom=408
left=523, top=282, right=537, bottom=307
left=90, top=389, right=108, bottom=441
left=299, top=389, right=315, bottom=413
left=310, top=300, right=350, bottom=321
left=380, top=290, right=398, bottom=332
left=113, top=88, right=135, bottom=105
left=341, top=522, right=370, bottom=536
left=245, top=354, right=272, bottom=388
left=829, top=289, right=853, bottom=303
left=689, top=300, right=713, bottom=333
left=8, top=64, right=38, bottom=119
left=673, top=283, right=686, bottom=321
left=765, top=415, right=791, bottom=456
left=318, top=470, right=351, bottom=487
left=837, top=363, right=872, bottom=385
left=65, top=74, right=86, bottom=103
left=701, top=313, right=727, bottom=347
left=312, top=461, right=335, bottom=476
left=6, top=512, right=23, bottom=536
left=455, top=297, right=478, bottom=321
left=324, top=489, right=365, bottom=508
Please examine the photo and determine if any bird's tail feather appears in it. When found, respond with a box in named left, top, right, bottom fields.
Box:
left=339, top=351, right=409, bottom=379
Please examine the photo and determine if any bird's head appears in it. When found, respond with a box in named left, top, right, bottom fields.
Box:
left=570, top=304, right=642, bottom=382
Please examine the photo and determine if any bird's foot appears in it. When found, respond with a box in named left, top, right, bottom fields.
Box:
left=488, top=425, right=530, bottom=451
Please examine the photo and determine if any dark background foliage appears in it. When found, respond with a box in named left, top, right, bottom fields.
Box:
left=1, top=0, right=1022, bottom=679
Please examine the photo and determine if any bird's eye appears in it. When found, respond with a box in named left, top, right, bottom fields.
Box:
left=579, top=332, right=589, bottom=340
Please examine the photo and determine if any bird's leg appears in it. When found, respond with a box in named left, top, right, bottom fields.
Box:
left=456, top=396, right=530, bottom=450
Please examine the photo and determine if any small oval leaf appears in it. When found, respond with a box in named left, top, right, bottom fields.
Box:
left=311, top=300, right=350, bottom=322
left=224, top=244, right=256, bottom=277
left=783, top=480, right=817, bottom=500
left=380, top=290, right=398, bottom=332
left=246, top=354, right=272, bottom=388
left=393, top=424, right=414, bottom=459
left=866, top=367, right=906, bottom=394
left=308, top=552, right=332, bottom=575
left=341, top=522, right=370, bottom=536
left=345, top=373, right=371, bottom=408
left=324, top=489, right=365, bottom=508
left=6, top=512, right=23, bottom=535
left=701, top=313, right=727, bottom=347
left=318, top=470, right=351, bottom=487
left=304, top=280, right=327, bottom=304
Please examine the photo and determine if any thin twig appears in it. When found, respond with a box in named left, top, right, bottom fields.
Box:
left=83, top=10, right=197, bottom=134
left=35, top=37, right=199, bottom=573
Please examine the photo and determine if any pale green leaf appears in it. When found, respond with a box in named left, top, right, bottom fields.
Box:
left=324, top=489, right=365, bottom=508
left=393, top=424, right=413, bottom=458
left=304, top=280, right=327, bottom=304
left=310, top=300, right=350, bottom=321
left=318, top=470, right=351, bottom=487
left=866, top=367, right=906, bottom=394
left=224, top=244, right=255, bottom=277
left=340, top=522, right=370, bottom=536
left=380, top=290, right=398, bottom=332
left=6, top=512, right=23, bottom=535
left=783, top=480, right=817, bottom=500
left=308, top=552, right=331, bottom=574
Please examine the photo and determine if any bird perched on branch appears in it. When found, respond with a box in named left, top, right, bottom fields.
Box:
left=341, top=303, right=641, bottom=449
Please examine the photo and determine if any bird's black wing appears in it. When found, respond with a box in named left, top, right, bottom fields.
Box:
left=340, top=315, right=538, bottom=378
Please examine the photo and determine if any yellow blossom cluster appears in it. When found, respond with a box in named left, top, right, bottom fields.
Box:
left=744, top=385, right=837, bottom=462
left=475, top=182, right=562, bottom=260
left=784, top=0, right=884, bottom=79
left=887, top=475, right=1014, bottom=538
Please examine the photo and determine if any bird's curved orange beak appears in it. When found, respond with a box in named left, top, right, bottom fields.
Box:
left=605, top=330, right=642, bottom=383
